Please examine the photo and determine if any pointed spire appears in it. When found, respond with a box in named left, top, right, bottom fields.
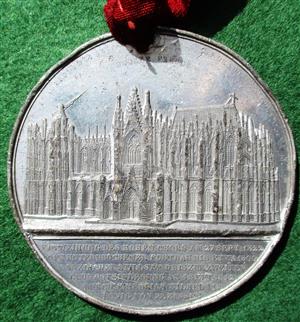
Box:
left=223, top=110, right=227, bottom=127
left=248, top=117, right=254, bottom=141
left=42, top=119, right=47, bottom=139
left=53, top=103, right=67, bottom=121
left=116, top=94, right=121, bottom=110
left=124, top=87, right=142, bottom=128
left=143, top=90, right=152, bottom=115
left=181, top=118, right=186, bottom=135
left=225, top=92, right=238, bottom=108
left=113, top=95, right=123, bottom=128
left=144, top=89, right=150, bottom=106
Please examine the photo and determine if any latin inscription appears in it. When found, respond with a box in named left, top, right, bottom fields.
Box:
left=35, top=238, right=268, bottom=308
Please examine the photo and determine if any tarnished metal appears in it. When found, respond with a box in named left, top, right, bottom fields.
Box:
left=8, top=28, right=296, bottom=315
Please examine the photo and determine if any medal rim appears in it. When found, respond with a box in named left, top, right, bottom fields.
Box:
left=7, top=27, right=296, bottom=316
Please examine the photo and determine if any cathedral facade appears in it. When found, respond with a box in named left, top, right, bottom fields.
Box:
left=24, top=88, right=280, bottom=224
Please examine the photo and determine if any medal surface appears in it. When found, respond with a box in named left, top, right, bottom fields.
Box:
left=8, top=29, right=295, bottom=315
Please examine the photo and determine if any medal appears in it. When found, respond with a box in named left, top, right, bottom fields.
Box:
left=8, top=27, right=296, bottom=315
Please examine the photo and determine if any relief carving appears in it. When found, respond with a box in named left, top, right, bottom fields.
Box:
left=24, top=87, right=280, bottom=228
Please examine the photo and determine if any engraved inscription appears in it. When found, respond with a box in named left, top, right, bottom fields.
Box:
left=23, top=87, right=279, bottom=233
left=35, top=238, right=268, bottom=308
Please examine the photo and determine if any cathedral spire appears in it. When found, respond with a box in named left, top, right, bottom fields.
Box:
left=124, top=86, right=142, bottom=130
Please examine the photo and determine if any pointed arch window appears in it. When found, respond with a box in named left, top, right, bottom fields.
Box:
left=189, top=184, right=197, bottom=213
left=223, top=182, right=230, bottom=214
left=249, top=183, right=254, bottom=214
left=204, top=184, right=213, bottom=213
left=225, top=137, right=234, bottom=166
left=242, top=183, right=248, bottom=215
left=81, top=148, right=88, bottom=172
left=189, top=140, right=196, bottom=176
left=127, top=135, right=141, bottom=164
left=206, top=145, right=212, bottom=175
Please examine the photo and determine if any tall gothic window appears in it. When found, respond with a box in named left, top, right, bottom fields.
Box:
left=190, top=141, right=196, bottom=176
left=189, top=184, right=197, bottom=213
left=225, top=137, right=234, bottom=165
left=103, top=196, right=113, bottom=219
left=263, top=184, right=267, bottom=213
left=92, top=148, right=97, bottom=172
left=206, top=145, right=212, bottom=175
left=242, top=183, right=248, bottom=215
left=180, top=184, right=185, bottom=213
left=127, top=135, right=141, bottom=164
left=105, top=146, right=111, bottom=172
left=101, top=146, right=110, bottom=173
left=249, top=183, right=254, bottom=214
left=223, top=182, right=230, bottom=214
left=129, top=195, right=139, bottom=219
left=81, top=148, right=88, bottom=172
left=148, top=189, right=156, bottom=220
left=204, top=184, right=212, bottom=213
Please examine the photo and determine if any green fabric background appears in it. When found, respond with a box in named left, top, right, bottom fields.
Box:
left=1, top=1, right=299, bottom=321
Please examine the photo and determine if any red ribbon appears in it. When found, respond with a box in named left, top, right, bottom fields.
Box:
left=104, top=0, right=191, bottom=52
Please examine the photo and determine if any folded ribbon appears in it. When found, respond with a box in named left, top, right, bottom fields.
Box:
left=104, top=0, right=191, bottom=52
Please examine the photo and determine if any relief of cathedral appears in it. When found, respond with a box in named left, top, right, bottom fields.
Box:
left=24, top=87, right=280, bottom=224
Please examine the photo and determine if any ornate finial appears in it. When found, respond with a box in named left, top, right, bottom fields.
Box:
left=144, top=89, right=150, bottom=105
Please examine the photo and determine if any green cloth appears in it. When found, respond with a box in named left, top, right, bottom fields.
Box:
left=1, top=1, right=299, bottom=321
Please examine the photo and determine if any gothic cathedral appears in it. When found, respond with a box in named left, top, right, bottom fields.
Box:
left=24, top=87, right=279, bottom=224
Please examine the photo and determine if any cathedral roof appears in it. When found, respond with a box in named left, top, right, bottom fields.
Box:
left=173, top=95, right=238, bottom=126
left=173, top=105, right=231, bottom=124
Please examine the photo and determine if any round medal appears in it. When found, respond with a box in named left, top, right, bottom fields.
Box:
left=8, top=29, right=296, bottom=315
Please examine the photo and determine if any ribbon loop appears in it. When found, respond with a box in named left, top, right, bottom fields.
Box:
left=104, top=0, right=191, bottom=52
